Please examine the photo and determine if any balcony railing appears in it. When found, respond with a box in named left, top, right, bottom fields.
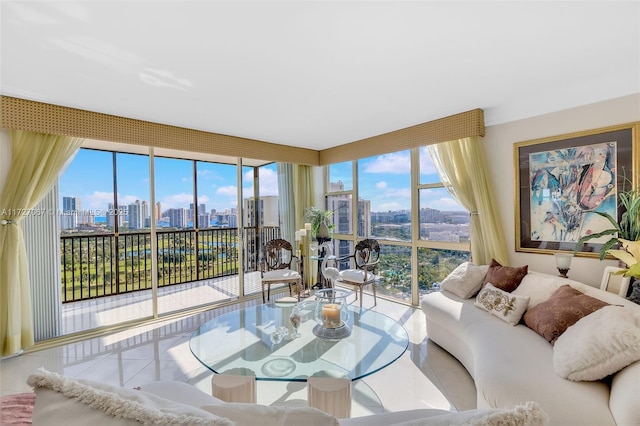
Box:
left=60, top=227, right=281, bottom=302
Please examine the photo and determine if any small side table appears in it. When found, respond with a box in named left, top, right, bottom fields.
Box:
left=307, top=376, right=351, bottom=418
left=211, top=374, right=256, bottom=403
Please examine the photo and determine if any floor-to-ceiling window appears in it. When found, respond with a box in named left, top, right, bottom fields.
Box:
left=325, top=148, right=470, bottom=305
left=54, top=146, right=280, bottom=337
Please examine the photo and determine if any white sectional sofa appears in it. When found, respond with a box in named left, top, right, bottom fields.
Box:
left=421, top=269, right=640, bottom=426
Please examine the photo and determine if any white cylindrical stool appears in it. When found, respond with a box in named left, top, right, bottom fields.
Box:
left=211, top=374, right=256, bottom=403
left=307, top=376, right=351, bottom=418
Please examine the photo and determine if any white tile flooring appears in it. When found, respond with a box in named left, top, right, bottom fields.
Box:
left=0, top=290, right=477, bottom=418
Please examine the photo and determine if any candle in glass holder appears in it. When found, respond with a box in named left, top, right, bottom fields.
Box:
left=322, top=304, right=341, bottom=328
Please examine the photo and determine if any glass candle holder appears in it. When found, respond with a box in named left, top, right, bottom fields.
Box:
left=313, top=288, right=352, bottom=339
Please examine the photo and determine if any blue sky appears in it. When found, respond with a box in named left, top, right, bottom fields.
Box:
left=59, top=147, right=463, bottom=214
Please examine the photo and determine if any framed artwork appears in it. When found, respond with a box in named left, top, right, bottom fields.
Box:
left=515, top=123, right=637, bottom=256
left=599, top=266, right=631, bottom=297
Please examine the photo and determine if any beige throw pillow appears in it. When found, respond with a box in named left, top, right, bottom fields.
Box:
left=440, top=262, right=489, bottom=299
left=475, top=283, right=530, bottom=326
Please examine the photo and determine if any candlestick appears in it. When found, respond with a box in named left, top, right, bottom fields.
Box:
left=322, top=304, right=341, bottom=328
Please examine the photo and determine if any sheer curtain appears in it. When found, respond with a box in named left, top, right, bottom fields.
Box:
left=294, top=164, right=316, bottom=287
left=277, top=163, right=296, bottom=244
left=0, top=130, right=83, bottom=356
left=427, top=136, right=508, bottom=265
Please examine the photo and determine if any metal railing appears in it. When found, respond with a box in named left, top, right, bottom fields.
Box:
left=60, top=227, right=281, bottom=302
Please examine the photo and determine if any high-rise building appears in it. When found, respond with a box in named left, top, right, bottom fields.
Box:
left=155, top=202, right=162, bottom=224
left=167, top=208, right=188, bottom=228
left=197, top=213, right=211, bottom=229
left=128, top=200, right=143, bottom=229
left=61, top=196, right=81, bottom=230
left=106, top=203, right=126, bottom=229
left=244, top=196, right=279, bottom=227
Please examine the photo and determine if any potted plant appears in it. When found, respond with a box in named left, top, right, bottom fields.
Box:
left=606, top=239, right=640, bottom=304
left=304, top=207, right=334, bottom=241
left=574, top=181, right=640, bottom=260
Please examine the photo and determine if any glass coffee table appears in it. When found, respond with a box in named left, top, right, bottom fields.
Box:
left=190, top=300, right=409, bottom=382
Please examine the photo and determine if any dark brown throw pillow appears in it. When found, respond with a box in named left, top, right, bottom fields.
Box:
left=523, top=285, right=609, bottom=345
left=482, top=259, right=528, bottom=292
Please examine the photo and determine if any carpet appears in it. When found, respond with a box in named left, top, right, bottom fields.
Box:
left=0, top=393, right=35, bottom=425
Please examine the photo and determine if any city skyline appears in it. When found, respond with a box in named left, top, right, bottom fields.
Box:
left=59, top=147, right=464, bottom=221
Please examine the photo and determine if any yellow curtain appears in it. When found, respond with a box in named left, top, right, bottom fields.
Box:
left=427, top=136, right=508, bottom=265
left=293, top=164, right=316, bottom=288
left=0, top=130, right=83, bottom=356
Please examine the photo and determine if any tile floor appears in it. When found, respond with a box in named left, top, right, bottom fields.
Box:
left=0, top=293, right=477, bottom=418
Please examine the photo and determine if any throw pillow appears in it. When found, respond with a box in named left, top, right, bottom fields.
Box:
left=523, top=285, right=610, bottom=345
left=439, top=262, right=489, bottom=299
left=474, top=283, right=530, bottom=326
left=27, top=368, right=231, bottom=425
left=553, top=306, right=640, bottom=381
left=482, top=259, right=528, bottom=292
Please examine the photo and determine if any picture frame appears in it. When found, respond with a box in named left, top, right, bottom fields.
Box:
left=600, top=266, right=631, bottom=297
left=515, top=123, right=638, bottom=256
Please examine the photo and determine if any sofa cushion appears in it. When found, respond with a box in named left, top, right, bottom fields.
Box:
left=523, top=285, right=609, bottom=345
left=482, top=259, right=528, bottom=292
left=553, top=305, right=640, bottom=381
left=439, top=262, right=488, bottom=298
left=474, top=283, right=530, bottom=326
left=262, top=269, right=300, bottom=281
left=391, top=401, right=548, bottom=426
left=27, top=368, right=231, bottom=425
left=202, top=403, right=338, bottom=426
left=339, top=269, right=378, bottom=283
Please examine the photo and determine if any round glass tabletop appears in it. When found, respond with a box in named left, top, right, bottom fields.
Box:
left=190, top=301, right=409, bottom=382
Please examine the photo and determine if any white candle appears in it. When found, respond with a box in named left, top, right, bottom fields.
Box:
left=322, top=304, right=341, bottom=328
left=299, top=228, right=307, bottom=237
left=305, top=222, right=312, bottom=231
left=295, top=231, right=301, bottom=241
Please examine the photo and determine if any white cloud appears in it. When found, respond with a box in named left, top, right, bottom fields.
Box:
left=384, top=187, right=411, bottom=199
left=363, top=152, right=410, bottom=173
left=259, top=168, right=279, bottom=196
left=160, top=193, right=194, bottom=210
left=82, top=191, right=114, bottom=210
left=376, top=181, right=387, bottom=189
left=118, top=194, right=140, bottom=205
left=217, top=186, right=237, bottom=196
left=377, top=201, right=403, bottom=211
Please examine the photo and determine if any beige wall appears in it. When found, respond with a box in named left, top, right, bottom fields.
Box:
left=484, top=93, right=640, bottom=287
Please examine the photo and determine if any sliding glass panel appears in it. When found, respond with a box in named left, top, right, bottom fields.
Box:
left=418, top=188, right=469, bottom=243
left=195, top=161, right=240, bottom=301
left=358, top=151, right=411, bottom=241
left=417, top=247, right=470, bottom=294
left=154, top=157, right=198, bottom=315
left=327, top=194, right=353, bottom=235
left=328, top=161, right=353, bottom=191
left=59, top=149, right=115, bottom=334
left=376, top=243, right=412, bottom=302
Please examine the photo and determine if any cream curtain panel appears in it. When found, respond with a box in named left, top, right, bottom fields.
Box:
left=0, top=130, right=83, bottom=356
left=277, top=163, right=296, bottom=245
left=427, top=136, right=508, bottom=266
left=293, top=164, right=316, bottom=287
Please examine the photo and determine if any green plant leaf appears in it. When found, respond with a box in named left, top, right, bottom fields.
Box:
left=606, top=249, right=637, bottom=266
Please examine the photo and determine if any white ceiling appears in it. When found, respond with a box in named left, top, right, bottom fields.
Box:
left=2, top=1, right=639, bottom=151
